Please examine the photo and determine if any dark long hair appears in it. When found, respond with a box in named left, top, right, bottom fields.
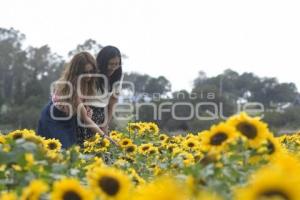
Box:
left=96, top=45, right=123, bottom=93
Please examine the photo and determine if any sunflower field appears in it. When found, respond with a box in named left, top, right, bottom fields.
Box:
left=1, top=112, right=300, bottom=200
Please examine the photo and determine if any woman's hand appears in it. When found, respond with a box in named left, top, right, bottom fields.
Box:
left=100, top=124, right=109, bottom=135
left=98, top=125, right=119, bottom=146
left=103, top=134, right=119, bottom=146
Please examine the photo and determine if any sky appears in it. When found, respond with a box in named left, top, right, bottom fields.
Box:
left=1, top=0, right=300, bottom=92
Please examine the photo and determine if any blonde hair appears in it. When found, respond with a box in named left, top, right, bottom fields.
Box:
left=55, top=52, right=97, bottom=115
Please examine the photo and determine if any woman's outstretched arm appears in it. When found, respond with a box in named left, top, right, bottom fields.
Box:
left=76, top=97, right=118, bottom=146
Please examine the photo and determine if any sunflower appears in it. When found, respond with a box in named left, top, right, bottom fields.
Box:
left=0, top=135, right=10, bottom=152
left=193, top=152, right=204, bottom=162
left=196, top=191, right=222, bottom=200
left=113, top=158, right=130, bottom=168
left=43, top=138, right=62, bottom=152
left=119, top=138, right=133, bottom=148
left=0, top=164, right=6, bottom=171
left=24, top=153, right=35, bottom=169
left=139, top=123, right=149, bottom=134
left=177, top=152, right=195, bottom=166
left=24, top=134, right=45, bottom=146
left=197, top=130, right=210, bottom=141
left=200, top=123, right=238, bottom=153
left=278, top=133, right=300, bottom=153
left=98, top=138, right=110, bottom=148
left=21, top=180, right=48, bottom=200
left=86, top=133, right=101, bottom=143
left=46, top=151, right=61, bottom=161
left=124, top=144, right=137, bottom=154
left=146, top=122, right=159, bottom=135
left=172, top=147, right=184, bottom=156
left=182, top=138, right=200, bottom=151
left=0, top=192, right=17, bottom=200
left=120, top=155, right=135, bottom=163
left=88, top=167, right=131, bottom=200
left=85, top=157, right=105, bottom=175
left=169, top=136, right=182, bottom=144
left=159, top=134, right=169, bottom=143
left=166, top=143, right=178, bottom=153
left=227, top=112, right=273, bottom=148
left=131, top=172, right=146, bottom=186
left=234, top=158, right=300, bottom=200
left=185, top=133, right=197, bottom=140
left=264, top=136, right=284, bottom=156
left=127, top=122, right=144, bottom=135
left=148, top=146, right=159, bottom=155
left=110, top=130, right=120, bottom=137
left=11, top=164, right=22, bottom=171
left=7, top=130, right=25, bottom=140
left=138, top=143, right=155, bottom=155
left=0, top=135, right=6, bottom=144
left=270, top=153, right=300, bottom=174
left=127, top=168, right=145, bottom=186
left=83, top=135, right=111, bottom=153
left=109, top=131, right=122, bottom=140
left=132, top=176, right=189, bottom=200
left=149, top=164, right=163, bottom=176
left=51, top=178, right=94, bottom=200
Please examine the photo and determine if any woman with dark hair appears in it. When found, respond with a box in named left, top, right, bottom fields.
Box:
left=76, top=46, right=123, bottom=146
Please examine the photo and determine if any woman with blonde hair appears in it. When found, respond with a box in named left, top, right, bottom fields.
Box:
left=37, top=52, right=116, bottom=148
left=77, top=46, right=124, bottom=144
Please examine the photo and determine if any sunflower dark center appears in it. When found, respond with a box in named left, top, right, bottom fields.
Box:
left=25, top=191, right=34, bottom=200
left=188, top=142, right=195, bottom=147
left=123, top=141, right=129, bottom=145
left=126, top=146, right=135, bottom=153
left=159, top=136, right=166, bottom=141
left=48, top=142, right=57, bottom=150
left=63, top=190, right=82, bottom=200
left=168, top=146, right=174, bottom=151
left=98, top=176, right=120, bottom=196
left=150, top=164, right=156, bottom=168
left=258, top=190, right=290, bottom=200
left=267, top=140, right=275, bottom=154
left=87, top=136, right=96, bottom=142
left=237, top=122, right=257, bottom=139
left=13, top=133, right=23, bottom=140
left=100, top=140, right=106, bottom=147
left=142, top=146, right=150, bottom=151
left=210, top=132, right=228, bottom=145
left=131, top=125, right=139, bottom=131
left=149, top=149, right=156, bottom=154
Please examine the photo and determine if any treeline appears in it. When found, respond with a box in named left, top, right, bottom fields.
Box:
left=0, top=27, right=299, bottom=134
left=126, top=70, right=300, bottom=134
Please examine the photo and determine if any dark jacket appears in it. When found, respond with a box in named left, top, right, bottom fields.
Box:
left=37, top=101, right=77, bottom=148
